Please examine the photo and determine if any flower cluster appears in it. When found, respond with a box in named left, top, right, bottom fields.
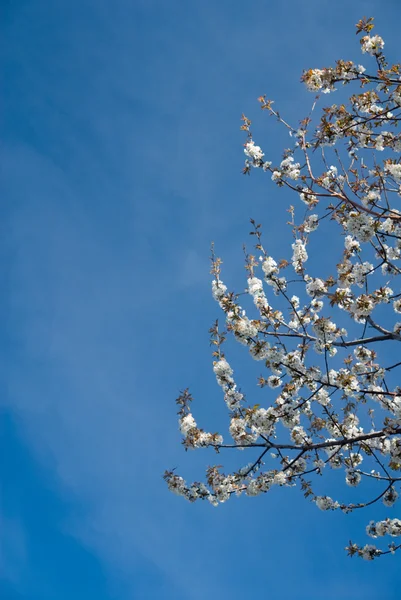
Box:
left=367, top=518, right=401, bottom=538
left=360, top=34, right=385, bottom=55
left=244, top=140, right=264, bottom=168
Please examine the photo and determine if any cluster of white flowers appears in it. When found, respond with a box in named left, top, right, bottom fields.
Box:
left=380, top=243, right=401, bottom=265
left=166, top=473, right=188, bottom=496
left=355, top=345, right=373, bottom=363
left=312, top=317, right=342, bottom=353
left=291, top=239, right=308, bottom=272
left=213, top=358, right=233, bottom=385
left=302, top=62, right=366, bottom=93
left=344, top=235, right=361, bottom=253
left=360, top=544, right=381, bottom=560
left=350, top=294, right=376, bottom=322
left=233, top=316, right=259, bottom=343
left=346, top=470, right=362, bottom=487
left=392, top=86, right=401, bottom=106
left=385, top=162, right=401, bottom=181
left=337, top=260, right=373, bottom=290
left=179, top=412, right=224, bottom=449
left=180, top=413, right=196, bottom=435
left=367, top=518, right=401, bottom=538
left=321, top=165, right=341, bottom=189
left=362, top=189, right=381, bottom=207
left=303, top=68, right=326, bottom=92
left=229, top=416, right=258, bottom=445
left=212, top=357, right=246, bottom=412
left=352, top=90, right=380, bottom=115
left=260, top=256, right=287, bottom=294
left=314, top=388, right=330, bottom=406
left=280, top=156, right=301, bottom=180
left=305, top=277, right=327, bottom=297
left=360, top=34, right=385, bottom=55
left=246, top=473, right=273, bottom=497
left=262, top=256, right=279, bottom=277
left=244, top=140, right=264, bottom=164
left=245, top=406, right=277, bottom=437
left=303, top=214, right=319, bottom=233
left=394, top=299, right=401, bottom=313
left=383, top=487, right=399, bottom=507
left=299, top=188, right=318, bottom=207
left=291, top=425, right=311, bottom=445
left=345, top=212, right=376, bottom=242
left=247, top=276, right=270, bottom=313
left=212, top=279, right=227, bottom=304
left=315, top=496, right=339, bottom=510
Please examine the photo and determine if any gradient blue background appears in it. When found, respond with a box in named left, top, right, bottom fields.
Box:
left=2, top=1, right=401, bottom=598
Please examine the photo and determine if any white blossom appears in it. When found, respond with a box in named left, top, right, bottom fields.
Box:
left=315, top=496, right=339, bottom=510
left=360, top=35, right=385, bottom=55
left=244, top=140, right=264, bottom=164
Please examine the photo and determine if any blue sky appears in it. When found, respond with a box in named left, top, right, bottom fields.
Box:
left=2, top=1, right=401, bottom=598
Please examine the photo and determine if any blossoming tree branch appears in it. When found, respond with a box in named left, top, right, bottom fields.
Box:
left=165, top=17, right=401, bottom=560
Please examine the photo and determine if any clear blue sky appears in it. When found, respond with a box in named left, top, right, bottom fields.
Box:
left=2, top=1, right=401, bottom=598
